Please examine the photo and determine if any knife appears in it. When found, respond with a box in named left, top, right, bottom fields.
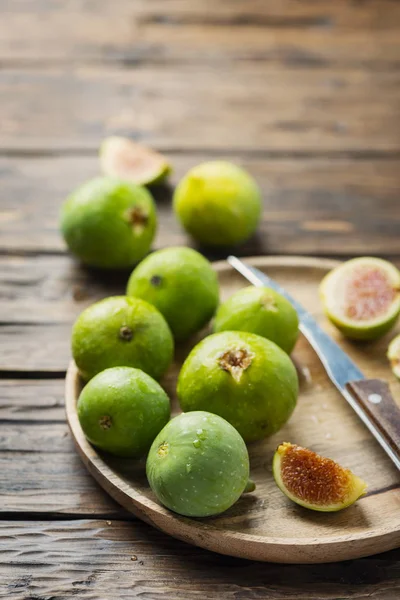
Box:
left=228, top=255, right=400, bottom=471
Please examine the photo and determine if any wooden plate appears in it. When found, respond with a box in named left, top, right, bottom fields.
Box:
left=65, top=255, right=400, bottom=563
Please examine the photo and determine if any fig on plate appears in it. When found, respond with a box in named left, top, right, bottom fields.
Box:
left=146, top=411, right=252, bottom=517
left=77, top=367, right=170, bottom=457
left=173, top=161, right=262, bottom=246
left=320, top=257, right=400, bottom=340
left=273, top=443, right=367, bottom=512
left=127, top=246, right=219, bottom=341
left=214, top=285, right=299, bottom=354
left=72, top=296, right=174, bottom=381
left=100, top=136, right=171, bottom=186
left=388, top=334, right=400, bottom=379
left=60, top=177, right=157, bottom=269
left=177, top=331, right=298, bottom=442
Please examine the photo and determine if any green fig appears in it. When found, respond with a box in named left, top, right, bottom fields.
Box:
left=177, top=331, right=298, bottom=442
left=60, top=177, right=157, bottom=269
left=173, top=161, right=262, bottom=246
left=71, top=296, right=173, bottom=381
left=127, top=246, right=219, bottom=341
left=214, top=285, right=299, bottom=354
left=77, top=367, right=170, bottom=458
left=146, top=411, right=252, bottom=517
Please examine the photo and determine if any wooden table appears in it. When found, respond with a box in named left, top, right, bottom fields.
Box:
left=1, top=1, right=399, bottom=598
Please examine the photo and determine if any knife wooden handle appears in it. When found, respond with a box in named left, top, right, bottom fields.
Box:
left=346, top=379, right=400, bottom=458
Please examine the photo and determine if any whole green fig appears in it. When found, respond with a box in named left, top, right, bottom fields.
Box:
left=146, top=411, right=251, bottom=517
left=177, top=331, right=298, bottom=442
left=214, top=285, right=299, bottom=354
left=127, top=246, right=219, bottom=341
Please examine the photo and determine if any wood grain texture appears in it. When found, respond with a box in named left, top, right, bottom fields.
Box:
left=2, top=520, right=400, bottom=600
left=1, top=0, right=399, bottom=69
left=1, top=66, right=399, bottom=152
left=0, top=453, right=124, bottom=518
left=0, top=379, right=66, bottom=422
left=66, top=257, right=400, bottom=563
left=1, top=155, right=399, bottom=256
left=0, top=254, right=126, bottom=324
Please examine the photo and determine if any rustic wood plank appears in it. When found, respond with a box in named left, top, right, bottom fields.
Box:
left=0, top=449, right=123, bottom=517
left=0, top=379, right=65, bottom=422
left=1, top=155, right=399, bottom=256
left=0, top=323, right=71, bottom=373
left=1, top=520, right=400, bottom=599
left=0, top=255, right=126, bottom=324
left=0, top=421, right=75, bottom=454
left=1, top=0, right=399, bottom=69
left=1, top=66, right=399, bottom=152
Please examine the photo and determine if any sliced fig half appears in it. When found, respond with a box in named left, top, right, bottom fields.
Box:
left=388, top=334, right=400, bottom=379
left=100, top=136, right=171, bottom=186
left=273, top=443, right=367, bottom=512
left=320, top=257, right=400, bottom=340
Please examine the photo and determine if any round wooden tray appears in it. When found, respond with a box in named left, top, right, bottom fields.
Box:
left=65, top=256, right=400, bottom=563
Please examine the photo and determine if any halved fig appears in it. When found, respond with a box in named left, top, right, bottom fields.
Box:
left=388, top=334, right=400, bottom=379
left=273, top=443, right=367, bottom=512
left=100, top=136, right=171, bottom=186
left=320, top=257, right=400, bottom=341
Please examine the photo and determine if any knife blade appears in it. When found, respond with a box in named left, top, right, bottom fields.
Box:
left=228, top=255, right=400, bottom=471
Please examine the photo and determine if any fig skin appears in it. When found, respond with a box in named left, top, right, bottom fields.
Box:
left=177, top=331, right=298, bottom=442
left=127, top=247, right=219, bottom=341
left=100, top=136, right=171, bottom=186
left=146, top=411, right=251, bottom=517
left=388, top=334, right=400, bottom=379
left=173, top=161, right=262, bottom=246
left=77, top=367, right=170, bottom=458
left=320, top=257, right=400, bottom=341
left=72, top=296, right=174, bottom=381
left=273, top=443, right=367, bottom=512
left=60, top=177, right=157, bottom=269
left=214, top=285, right=299, bottom=354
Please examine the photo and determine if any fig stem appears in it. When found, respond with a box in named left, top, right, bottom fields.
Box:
left=243, top=479, right=256, bottom=494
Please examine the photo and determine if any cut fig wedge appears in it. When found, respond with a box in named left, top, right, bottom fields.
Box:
left=273, top=443, right=367, bottom=512
left=388, top=334, right=400, bottom=379
left=100, top=136, right=171, bottom=186
left=320, top=257, right=400, bottom=341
